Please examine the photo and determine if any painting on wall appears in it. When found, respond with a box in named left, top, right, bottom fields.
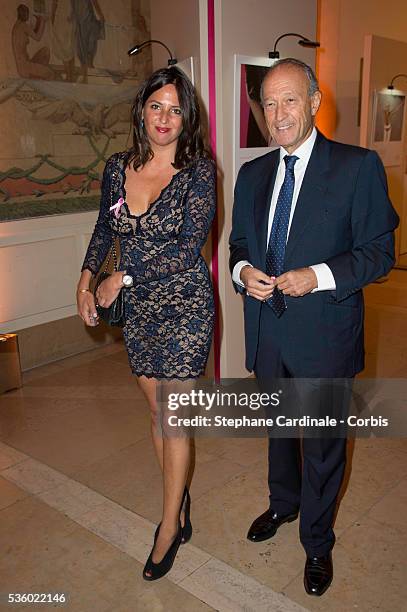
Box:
left=0, top=0, right=152, bottom=222
left=233, top=55, right=276, bottom=181
left=371, top=91, right=406, bottom=167
left=240, top=63, right=270, bottom=148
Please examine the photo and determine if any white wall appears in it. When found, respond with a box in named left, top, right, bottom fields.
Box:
left=0, top=212, right=97, bottom=333
left=150, top=0, right=202, bottom=84
left=360, top=34, right=407, bottom=266
left=319, top=0, right=407, bottom=145
left=318, top=0, right=407, bottom=270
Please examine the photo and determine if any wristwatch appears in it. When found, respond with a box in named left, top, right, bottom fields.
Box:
left=122, top=274, right=133, bottom=288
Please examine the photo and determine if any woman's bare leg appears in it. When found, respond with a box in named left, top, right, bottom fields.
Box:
left=150, top=435, right=190, bottom=565
left=137, top=375, right=163, bottom=470
left=136, top=376, right=192, bottom=571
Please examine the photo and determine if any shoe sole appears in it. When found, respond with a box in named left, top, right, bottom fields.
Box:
left=247, top=514, right=298, bottom=543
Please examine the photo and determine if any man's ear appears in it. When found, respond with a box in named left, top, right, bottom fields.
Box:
left=311, top=90, right=322, bottom=116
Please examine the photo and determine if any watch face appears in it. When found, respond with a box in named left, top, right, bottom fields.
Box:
left=123, top=274, right=133, bottom=287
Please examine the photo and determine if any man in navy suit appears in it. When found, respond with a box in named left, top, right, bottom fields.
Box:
left=229, top=58, right=399, bottom=596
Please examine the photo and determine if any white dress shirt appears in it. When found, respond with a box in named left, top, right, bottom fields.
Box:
left=232, top=127, right=336, bottom=292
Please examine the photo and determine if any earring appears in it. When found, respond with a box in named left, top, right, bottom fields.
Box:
left=140, top=118, right=144, bottom=129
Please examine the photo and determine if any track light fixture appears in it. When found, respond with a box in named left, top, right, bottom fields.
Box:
left=269, top=33, right=320, bottom=59
left=128, top=39, right=177, bottom=66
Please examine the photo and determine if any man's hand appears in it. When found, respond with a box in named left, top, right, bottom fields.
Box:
left=276, top=267, right=318, bottom=297
left=241, top=266, right=275, bottom=301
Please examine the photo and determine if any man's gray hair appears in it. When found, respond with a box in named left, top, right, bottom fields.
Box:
left=260, top=58, right=320, bottom=103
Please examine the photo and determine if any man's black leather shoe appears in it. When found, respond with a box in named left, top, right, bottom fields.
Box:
left=304, top=553, right=333, bottom=596
left=247, top=508, right=298, bottom=542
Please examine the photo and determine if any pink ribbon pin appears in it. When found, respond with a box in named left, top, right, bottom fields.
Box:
left=110, top=197, right=124, bottom=218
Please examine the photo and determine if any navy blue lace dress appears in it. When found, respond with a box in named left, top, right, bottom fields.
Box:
left=81, top=152, right=216, bottom=379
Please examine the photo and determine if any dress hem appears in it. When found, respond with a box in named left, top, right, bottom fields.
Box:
left=130, top=370, right=206, bottom=380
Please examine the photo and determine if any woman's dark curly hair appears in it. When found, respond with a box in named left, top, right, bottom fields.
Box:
left=128, top=66, right=209, bottom=170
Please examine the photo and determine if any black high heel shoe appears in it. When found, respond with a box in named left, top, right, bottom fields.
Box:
left=143, top=522, right=182, bottom=581
left=180, top=487, right=192, bottom=544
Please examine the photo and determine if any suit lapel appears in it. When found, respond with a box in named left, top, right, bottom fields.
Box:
left=285, top=131, right=331, bottom=262
left=254, top=150, right=279, bottom=269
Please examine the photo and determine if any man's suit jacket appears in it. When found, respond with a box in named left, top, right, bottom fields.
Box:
left=229, top=130, right=399, bottom=377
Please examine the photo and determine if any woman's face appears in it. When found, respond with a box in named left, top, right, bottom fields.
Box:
left=142, top=84, right=183, bottom=149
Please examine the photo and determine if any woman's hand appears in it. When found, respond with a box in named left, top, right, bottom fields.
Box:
left=77, top=269, right=99, bottom=326
left=77, top=289, right=99, bottom=327
left=95, top=271, right=123, bottom=308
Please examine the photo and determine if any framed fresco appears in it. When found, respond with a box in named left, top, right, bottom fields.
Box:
left=233, top=54, right=276, bottom=181
left=0, top=0, right=152, bottom=222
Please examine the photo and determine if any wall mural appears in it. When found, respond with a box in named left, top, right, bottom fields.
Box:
left=0, top=0, right=152, bottom=221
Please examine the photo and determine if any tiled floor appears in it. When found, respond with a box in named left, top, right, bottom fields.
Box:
left=1, top=274, right=406, bottom=611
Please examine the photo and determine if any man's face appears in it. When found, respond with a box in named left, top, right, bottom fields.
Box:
left=262, top=66, right=321, bottom=153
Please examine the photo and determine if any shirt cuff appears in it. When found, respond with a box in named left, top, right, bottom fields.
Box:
left=310, top=263, right=336, bottom=292
left=232, top=260, right=252, bottom=287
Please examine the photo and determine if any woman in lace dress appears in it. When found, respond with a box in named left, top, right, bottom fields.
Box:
left=76, top=67, right=216, bottom=580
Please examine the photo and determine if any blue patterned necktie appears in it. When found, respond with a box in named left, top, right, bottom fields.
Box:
left=265, top=154, right=298, bottom=317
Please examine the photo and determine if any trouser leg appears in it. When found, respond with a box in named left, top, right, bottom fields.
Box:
left=254, top=303, right=301, bottom=514
left=300, top=436, right=347, bottom=556
left=267, top=437, right=301, bottom=513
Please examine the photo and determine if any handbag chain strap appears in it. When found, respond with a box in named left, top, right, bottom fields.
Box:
left=103, top=166, right=120, bottom=273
